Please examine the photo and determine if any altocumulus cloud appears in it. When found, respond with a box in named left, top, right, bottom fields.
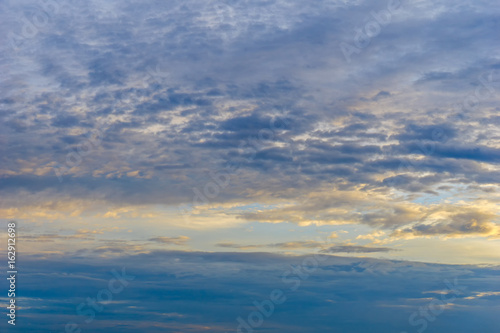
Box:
left=0, top=0, right=499, bottom=244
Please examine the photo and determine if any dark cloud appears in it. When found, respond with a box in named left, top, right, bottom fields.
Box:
left=371, top=91, right=391, bottom=101
left=1, top=0, right=498, bottom=211
left=392, top=211, right=498, bottom=237
left=51, top=115, right=81, bottom=128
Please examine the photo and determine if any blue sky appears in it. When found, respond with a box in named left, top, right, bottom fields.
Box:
left=0, top=0, right=499, bottom=331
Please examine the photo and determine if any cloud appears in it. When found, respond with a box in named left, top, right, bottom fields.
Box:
left=4, top=249, right=499, bottom=332
left=0, top=0, right=499, bottom=331
left=149, top=236, right=190, bottom=245
left=216, top=242, right=261, bottom=250
left=464, top=292, right=500, bottom=300
left=216, top=240, right=326, bottom=250
left=19, top=229, right=101, bottom=242
left=320, top=245, right=397, bottom=254
left=0, top=0, right=499, bottom=269
left=392, top=210, right=500, bottom=238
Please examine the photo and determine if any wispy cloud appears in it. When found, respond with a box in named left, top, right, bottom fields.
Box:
left=149, top=236, right=190, bottom=246
left=320, top=245, right=397, bottom=253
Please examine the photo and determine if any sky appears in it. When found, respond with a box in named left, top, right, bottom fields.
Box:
left=0, top=0, right=499, bottom=332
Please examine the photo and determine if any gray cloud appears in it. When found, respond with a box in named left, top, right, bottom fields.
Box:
left=149, top=236, right=190, bottom=245
left=320, top=245, right=397, bottom=254
left=216, top=240, right=325, bottom=250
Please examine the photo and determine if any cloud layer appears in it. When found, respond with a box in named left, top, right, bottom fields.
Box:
left=1, top=250, right=499, bottom=332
